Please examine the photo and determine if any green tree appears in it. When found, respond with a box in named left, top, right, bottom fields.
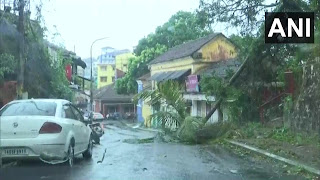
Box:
left=115, top=11, right=212, bottom=94
left=0, top=5, right=74, bottom=100
left=115, top=44, right=167, bottom=94
left=198, top=0, right=320, bottom=123
left=134, top=11, right=211, bottom=56
left=0, top=53, right=16, bottom=83
left=133, top=80, right=187, bottom=129
left=198, top=0, right=312, bottom=35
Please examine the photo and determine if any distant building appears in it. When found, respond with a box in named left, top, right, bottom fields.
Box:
left=47, top=42, right=90, bottom=110
left=97, top=47, right=131, bottom=88
left=115, top=52, right=134, bottom=79
left=82, top=58, right=96, bottom=79
left=93, top=83, right=135, bottom=118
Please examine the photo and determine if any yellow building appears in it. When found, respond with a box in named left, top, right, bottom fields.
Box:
left=97, top=64, right=115, bottom=89
left=115, top=52, right=134, bottom=73
left=97, top=51, right=134, bottom=89
left=136, top=73, right=152, bottom=127
left=143, top=33, right=238, bottom=126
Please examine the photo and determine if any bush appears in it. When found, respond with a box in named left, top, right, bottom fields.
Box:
left=177, top=116, right=204, bottom=143
left=195, top=122, right=238, bottom=143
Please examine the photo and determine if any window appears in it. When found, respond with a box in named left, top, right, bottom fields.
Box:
left=0, top=101, right=57, bottom=116
left=100, top=76, right=107, bottom=82
left=123, top=64, right=127, bottom=68
left=71, top=106, right=83, bottom=121
left=63, top=105, right=77, bottom=120
left=112, top=76, right=115, bottom=82
left=197, top=101, right=202, bottom=117
left=112, top=66, right=115, bottom=71
left=101, top=66, right=107, bottom=71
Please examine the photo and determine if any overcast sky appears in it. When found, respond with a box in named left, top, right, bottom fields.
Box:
left=38, top=0, right=235, bottom=59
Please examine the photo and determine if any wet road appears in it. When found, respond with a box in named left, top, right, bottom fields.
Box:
left=0, top=121, right=306, bottom=180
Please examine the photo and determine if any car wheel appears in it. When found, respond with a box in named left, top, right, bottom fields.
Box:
left=67, top=144, right=74, bottom=167
left=83, top=136, right=93, bottom=159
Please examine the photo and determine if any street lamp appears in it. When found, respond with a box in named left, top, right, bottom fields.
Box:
left=90, top=37, right=108, bottom=112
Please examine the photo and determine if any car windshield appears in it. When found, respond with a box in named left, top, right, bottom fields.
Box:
left=0, top=101, right=57, bottom=117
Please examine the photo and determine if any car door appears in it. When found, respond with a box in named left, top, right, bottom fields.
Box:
left=70, top=105, right=90, bottom=152
left=62, top=104, right=83, bottom=153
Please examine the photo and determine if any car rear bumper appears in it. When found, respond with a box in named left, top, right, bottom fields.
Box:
left=1, top=135, right=67, bottom=161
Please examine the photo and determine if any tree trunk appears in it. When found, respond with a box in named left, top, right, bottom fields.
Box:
left=17, top=0, right=25, bottom=99
left=218, top=105, right=223, bottom=122
left=203, top=57, right=250, bottom=124
left=203, top=98, right=222, bottom=124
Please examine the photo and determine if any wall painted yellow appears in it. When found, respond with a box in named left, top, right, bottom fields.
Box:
left=150, top=36, right=237, bottom=75
left=150, top=57, right=194, bottom=74
left=199, top=36, right=237, bottom=62
left=115, top=53, right=134, bottom=73
left=145, top=35, right=237, bottom=125
left=97, top=64, right=115, bottom=89
left=143, top=103, right=152, bottom=127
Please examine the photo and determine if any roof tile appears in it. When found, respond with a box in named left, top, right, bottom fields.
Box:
left=149, top=33, right=222, bottom=65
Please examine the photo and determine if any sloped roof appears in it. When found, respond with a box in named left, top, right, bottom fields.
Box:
left=93, top=83, right=133, bottom=102
left=137, top=73, right=151, bottom=81
left=116, top=69, right=126, bottom=79
left=137, top=73, right=152, bottom=90
left=149, top=69, right=191, bottom=82
left=149, top=33, right=222, bottom=65
left=196, top=58, right=241, bottom=78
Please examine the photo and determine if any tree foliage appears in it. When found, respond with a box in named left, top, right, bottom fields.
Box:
left=115, top=11, right=212, bottom=94
left=115, top=44, right=167, bottom=94
left=133, top=80, right=187, bottom=128
left=200, top=72, right=258, bottom=122
left=0, top=6, right=74, bottom=100
left=134, top=11, right=212, bottom=56
left=0, top=53, right=16, bottom=83
left=198, top=0, right=320, bottom=123
left=198, top=0, right=315, bottom=35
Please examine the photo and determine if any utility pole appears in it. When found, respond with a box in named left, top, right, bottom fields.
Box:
left=17, top=0, right=25, bottom=99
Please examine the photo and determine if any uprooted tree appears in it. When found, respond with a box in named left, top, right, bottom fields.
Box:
left=133, top=80, right=204, bottom=142
left=199, top=0, right=320, bottom=124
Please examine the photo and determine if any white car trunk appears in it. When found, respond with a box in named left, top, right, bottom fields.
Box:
left=0, top=116, right=49, bottom=139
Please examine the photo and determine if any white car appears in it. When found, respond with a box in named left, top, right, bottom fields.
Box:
left=0, top=99, right=93, bottom=167
left=93, top=112, right=105, bottom=121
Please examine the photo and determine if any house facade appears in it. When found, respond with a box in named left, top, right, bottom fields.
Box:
left=97, top=47, right=131, bottom=88
left=142, top=33, right=239, bottom=126
left=136, top=73, right=152, bottom=126
left=115, top=52, right=134, bottom=76
left=93, top=83, right=136, bottom=118
left=97, top=63, right=116, bottom=88
left=47, top=42, right=90, bottom=110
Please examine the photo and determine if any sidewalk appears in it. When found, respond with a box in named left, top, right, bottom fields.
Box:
left=225, top=139, right=320, bottom=176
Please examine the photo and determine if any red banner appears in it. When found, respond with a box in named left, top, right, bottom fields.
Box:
left=65, top=65, right=72, bottom=82
left=186, top=75, right=199, bottom=92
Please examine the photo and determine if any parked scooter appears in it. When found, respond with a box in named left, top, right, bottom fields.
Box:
left=89, top=122, right=104, bottom=144
left=83, top=111, right=105, bottom=144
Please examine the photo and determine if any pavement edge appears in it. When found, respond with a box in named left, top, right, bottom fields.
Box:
left=225, top=139, right=320, bottom=176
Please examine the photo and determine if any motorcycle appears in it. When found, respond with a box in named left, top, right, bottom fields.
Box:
left=89, top=122, right=104, bottom=144
left=83, top=111, right=105, bottom=144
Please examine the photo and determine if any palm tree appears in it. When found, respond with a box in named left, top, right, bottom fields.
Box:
left=134, top=80, right=187, bottom=130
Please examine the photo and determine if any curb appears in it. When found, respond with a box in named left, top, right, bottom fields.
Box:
left=135, top=127, right=163, bottom=133
left=1, top=161, right=17, bottom=168
left=225, top=140, right=320, bottom=176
